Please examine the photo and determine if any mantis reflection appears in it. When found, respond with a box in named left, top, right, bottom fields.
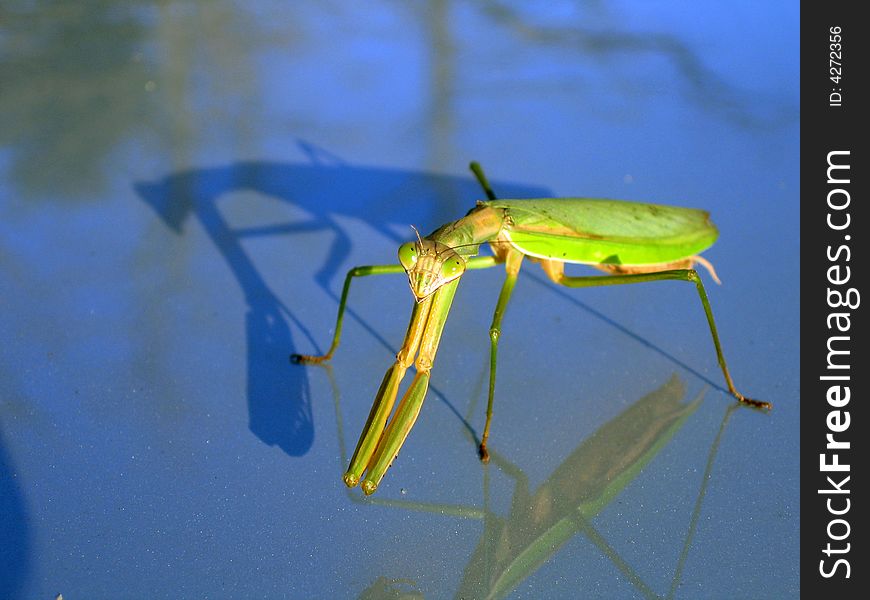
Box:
left=323, top=369, right=740, bottom=600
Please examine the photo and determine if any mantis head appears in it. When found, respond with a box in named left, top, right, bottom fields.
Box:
left=398, top=237, right=466, bottom=301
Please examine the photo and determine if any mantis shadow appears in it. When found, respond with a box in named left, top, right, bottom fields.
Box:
left=135, top=156, right=549, bottom=456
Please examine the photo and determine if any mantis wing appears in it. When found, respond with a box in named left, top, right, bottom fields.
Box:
left=483, top=198, right=718, bottom=266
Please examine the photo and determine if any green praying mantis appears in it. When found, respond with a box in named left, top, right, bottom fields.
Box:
left=292, top=162, right=771, bottom=495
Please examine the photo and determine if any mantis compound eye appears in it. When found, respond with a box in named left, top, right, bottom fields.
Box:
left=398, top=242, right=418, bottom=270
left=439, top=256, right=465, bottom=281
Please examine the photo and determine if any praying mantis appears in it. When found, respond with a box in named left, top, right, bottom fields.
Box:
left=292, top=162, right=771, bottom=495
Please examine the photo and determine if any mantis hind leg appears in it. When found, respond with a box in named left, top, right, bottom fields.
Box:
left=291, top=263, right=406, bottom=364
left=541, top=261, right=771, bottom=410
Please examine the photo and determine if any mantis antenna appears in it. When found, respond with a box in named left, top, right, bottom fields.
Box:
left=410, top=224, right=423, bottom=245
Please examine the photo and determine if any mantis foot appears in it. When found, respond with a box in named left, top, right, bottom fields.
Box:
left=736, top=394, right=772, bottom=411
left=290, top=352, right=331, bottom=365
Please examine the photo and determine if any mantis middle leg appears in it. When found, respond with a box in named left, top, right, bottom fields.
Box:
left=479, top=248, right=525, bottom=462
left=292, top=256, right=500, bottom=365
left=291, top=263, right=406, bottom=364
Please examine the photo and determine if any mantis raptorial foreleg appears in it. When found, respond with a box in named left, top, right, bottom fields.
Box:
left=343, top=295, right=434, bottom=488
left=358, top=278, right=461, bottom=494
left=292, top=253, right=503, bottom=493
left=539, top=260, right=771, bottom=409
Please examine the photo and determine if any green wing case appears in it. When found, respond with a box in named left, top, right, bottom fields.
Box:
left=483, top=198, right=718, bottom=266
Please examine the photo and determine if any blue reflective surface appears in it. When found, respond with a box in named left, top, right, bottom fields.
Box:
left=1, top=2, right=798, bottom=598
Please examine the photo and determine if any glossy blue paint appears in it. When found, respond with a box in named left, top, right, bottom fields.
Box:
left=1, top=2, right=798, bottom=598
